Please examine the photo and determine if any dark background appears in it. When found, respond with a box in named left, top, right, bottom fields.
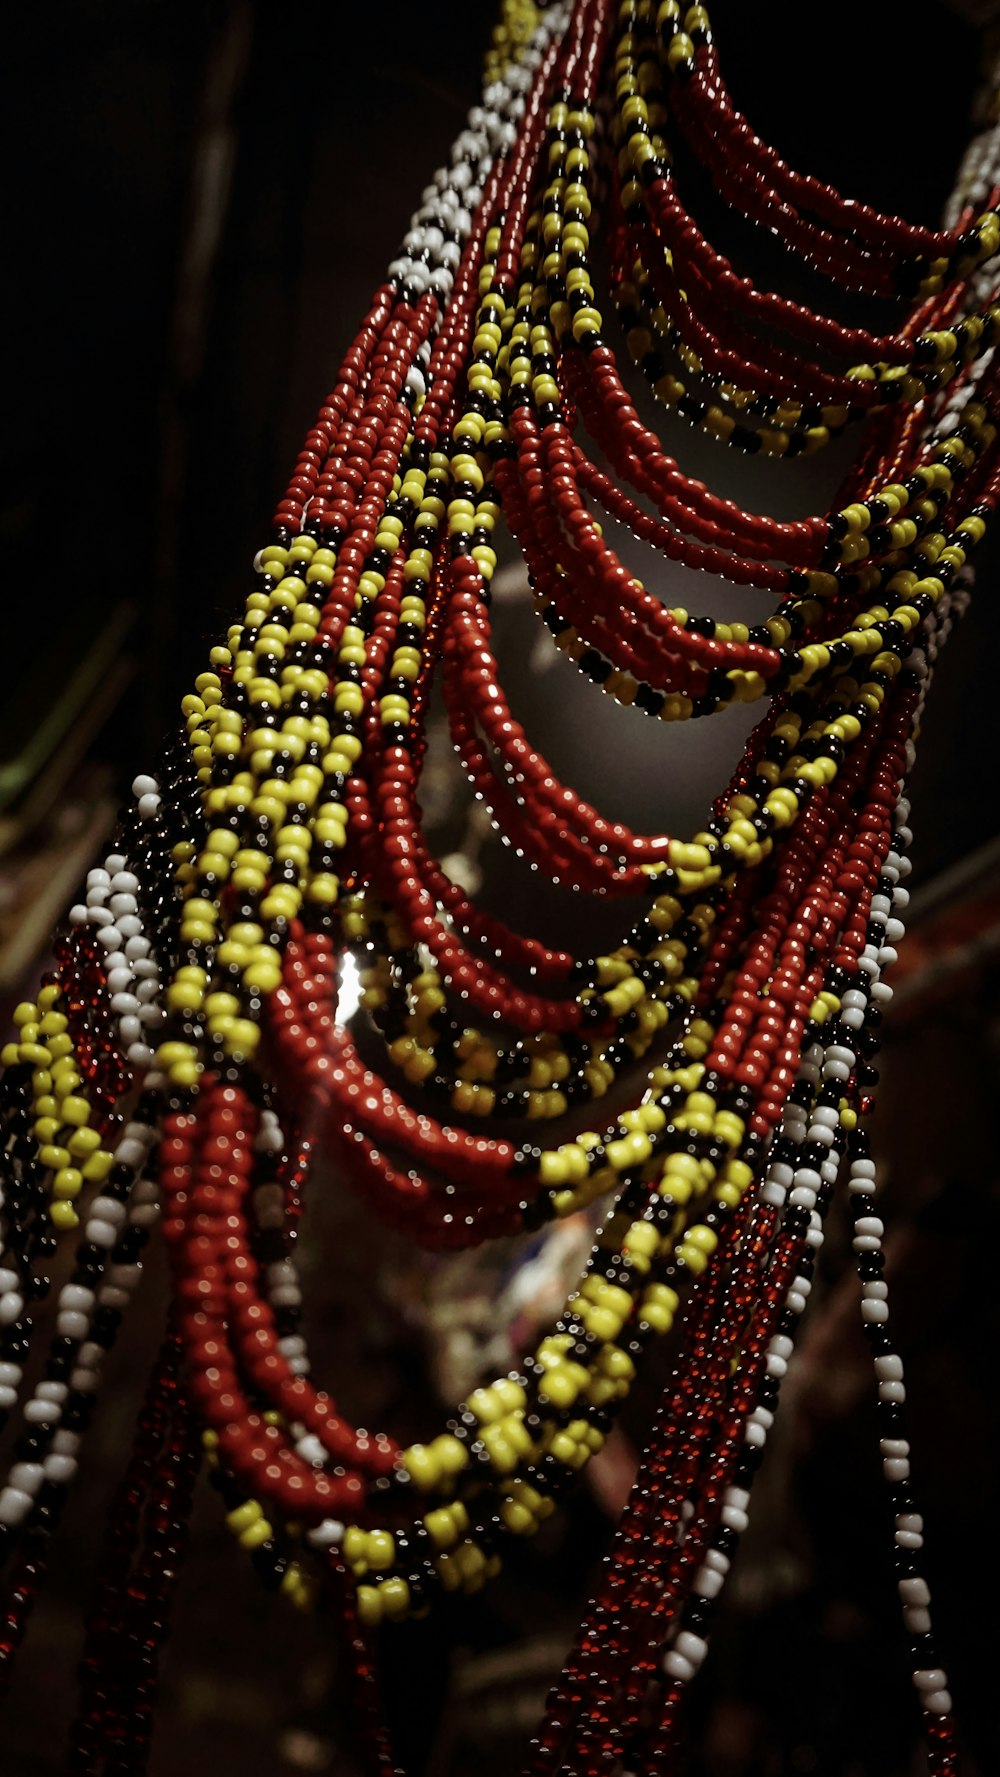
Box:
left=1, top=3, right=999, bottom=1773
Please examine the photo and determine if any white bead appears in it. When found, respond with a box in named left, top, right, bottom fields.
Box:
left=85, top=1221, right=119, bottom=1248
left=132, top=775, right=159, bottom=797
left=37, top=1381, right=68, bottom=1403
left=883, top=1457, right=910, bottom=1482
left=880, top=1438, right=908, bottom=1458
left=69, top=904, right=90, bottom=926
left=106, top=967, right=133, bottom=994
left=0, top=1387, right=18, bottom=1410
left=117, top=915, right=142, bottom=939
left=129, top=1205, right=160, bottom=1231
left=823, top=1057, right=852, bottom=1081
left=107, top=1263, right=141, bottom=1292
left=44, top=1455, right=78, bottom=1486
left=126, top=938, right=153, bottom=961
left=904, top=1605, right=932, bottom=1634
left=661, top=1647, right=695, bottom=1683
left=922, top=1690, right=952, bottom=1717
left=673, top=1630, right=707, bottom=1668
left=862, top=1299, right=889, bottom=1324
left=138, top=794, right=161, bottom=820
left=59, top=1284, right=95, bottom=1314
left=824, top=1037, right=856, bottom=1066
left=852, top=1229, right=884, bottom=1258
left=720, top=1504, right=748, bottom=1534
left=8, top=1462, right=43, bottom=1495
left=899, top=1576, right=929, bottom=1606
left=24, top=1399, right=61, bottom=1424
left=0, top=1292, right=24, bottom=1326
left=0, top=1487, right=34, bottom=1525
left=97, top=925, right=123, bottom=952
left=270, top=1285, right=301, bottom=1309
left=115, top=1137, right=147, bottom=1171
left=878, top=1380, right=906, bottom=1405
left=91, top=1197, right=127, bottom=1227
left=296, top=1435, right=328, bottom=1468
left=57, top=1311, right=91, bottom=1340
left=306, top=1519, right=345, bottom=1548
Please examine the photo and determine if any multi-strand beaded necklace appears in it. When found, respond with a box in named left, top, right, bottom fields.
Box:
left=1, top=1, right=996, bottom=1771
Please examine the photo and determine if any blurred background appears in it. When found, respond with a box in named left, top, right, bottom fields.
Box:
left=2, top=2, right=999, bottom=1772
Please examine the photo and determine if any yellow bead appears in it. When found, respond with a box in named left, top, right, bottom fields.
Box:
left=366, top=1530, right=395, bottom=1572
left=53, top=1167, right=84, bottom=1200
left=431, top=1434, right=468, bottom=1477
left=239, top=1519, right=273, bottom=1550
left=81, top=1150, right=114, bottom=1182
left=356, top=1585, right=383, bottom=1627
left=537, top=1365, right=581, bottom=1410
left=379, top=1577, right=410, bottom=1621
left=226, top=1500, right=262, bottom=1534
left=403, top=1444, right=440, bottom=1491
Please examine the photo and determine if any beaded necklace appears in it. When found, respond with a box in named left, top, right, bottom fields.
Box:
left=0, top=1, right=995, bottom=1771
